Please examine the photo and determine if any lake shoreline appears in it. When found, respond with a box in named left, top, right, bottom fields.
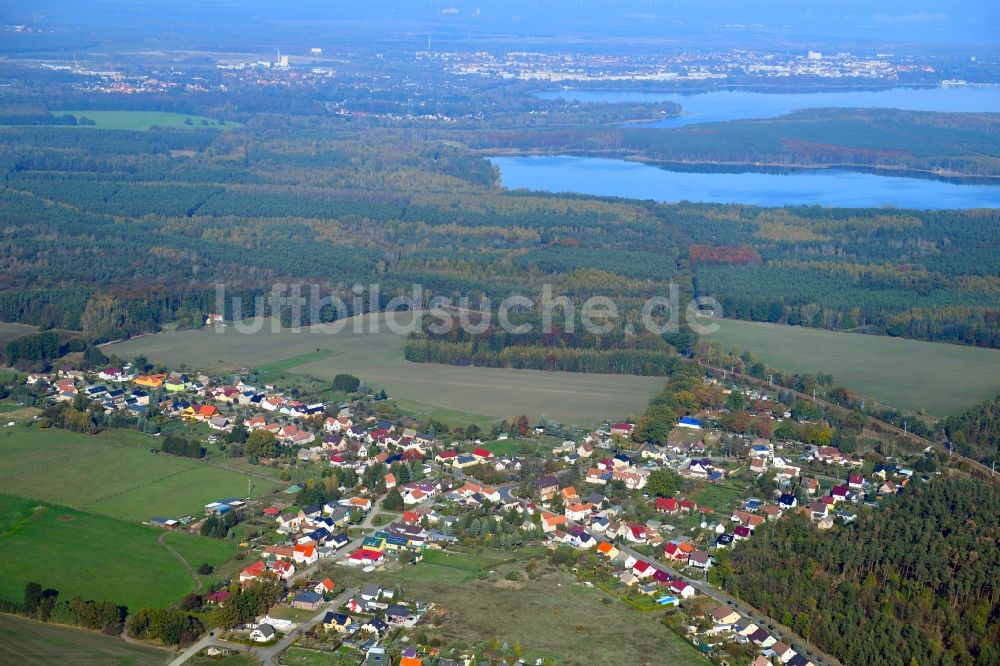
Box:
left=482, top=148, right=1000, bottom=184
left=489, top=154, right=1000, bottom=209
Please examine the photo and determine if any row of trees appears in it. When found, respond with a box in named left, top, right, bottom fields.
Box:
left=125, top=607, right=203, bottom=646
left=160, top=435, right=205, bottom=459
left=0, top=582, right=125, bottom=635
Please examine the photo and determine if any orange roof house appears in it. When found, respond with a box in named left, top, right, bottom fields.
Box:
left=596, top=541, right=619, bottom=558
left=134, top=374, right=165, bottom=388
left=541, top=511, right=567, bottom=532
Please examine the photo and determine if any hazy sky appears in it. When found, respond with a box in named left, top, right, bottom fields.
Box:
left=5, top=1, right=998, bottom=46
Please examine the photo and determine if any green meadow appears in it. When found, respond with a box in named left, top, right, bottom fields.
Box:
left=0, top=427, right=281, bottom=522
left=0, top=495, right=232, bottom=610
left=704, top=318, right=1000, bottom=417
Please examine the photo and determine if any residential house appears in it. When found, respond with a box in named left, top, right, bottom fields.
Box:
left=688, top=550, right=712, bottom=569
left=816, top=446, right=843, bottom=463
left=772, top=641, right=796, bottom=663
left=314, top=578, right=336, bottom=595
left=540, top=511, right=567, bottom=533
left=360, top=583, right=383, bottom=602
left=711, top=606, right=741, bottom=627
left=778, top=493, right=798, bottom=509
left=250, top=624, right=276, bottom=642
left=291, top=590, right=324, bottom=610
left=322, top=611, right=353, bottom=632
left=610, top=422, right=634, bottom=437
left=294, top=544, right=318, bottom=565
left=655, top=497, right=679, bottom=514
left=239, top=561, right=267, bottom=585
left=536, top=474, right=559, bottom=499
left=669, top=580, right=695, bottom=598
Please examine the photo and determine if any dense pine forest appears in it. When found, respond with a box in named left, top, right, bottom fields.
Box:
left=722, top=478, right=1000, bottom=666
left=938, top=396, right=1000, bottom=464
left=0, top=116, right=997, bottom=354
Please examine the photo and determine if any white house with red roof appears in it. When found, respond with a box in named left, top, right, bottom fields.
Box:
left=610, top=422, right=634, bottom=437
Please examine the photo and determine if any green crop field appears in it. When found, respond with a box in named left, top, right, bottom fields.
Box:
left=0, top=427, right=281, bottom=522
left=0, top=613, right=169, bottom=666
left=104, top=314, right=663, bottom=427
left=704, top=318, right=1000, bottom=418
left=0, top=495, right=232, bottom=611
left=57, top=110, right=236, bottom=130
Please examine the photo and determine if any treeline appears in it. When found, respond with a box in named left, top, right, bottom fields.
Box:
left=404, top=336, right=678, bottom=375
left=631, top=360, right=705, bottom=443
left=1, top=582, right=124, bottom=635
left=209, top=578, right=284, bottom=630
left=619, top=108, right=1000, bottom=177
left=403, top=309, right=698, bottom=375
left=125, top=607, right=204, bottom=646
left=938, top=395, right=1000, bottom=464
left=723, top=478, right=1000, bottom=666
left=160, top=435, right=206, bottom=459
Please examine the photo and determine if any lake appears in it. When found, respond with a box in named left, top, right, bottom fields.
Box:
left=537, top=86, right=1000, bottom=127
left=490, top=155, right=1000, bottom=209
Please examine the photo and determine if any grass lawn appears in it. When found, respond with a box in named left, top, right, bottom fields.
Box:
left=162, top=531, right=238, bottom=575
left=104, top=313, right=663, bottom=428
left=0, top=495, right=230, bottom=611
left=57, top=110, right=237, bottom=131
left=691, top=483, right=745, bottom=514
left=333, top=558, right=703, bottom=666
left=704, top=318, right=1000, bottom=417
left=0, top=613, right=169, bottom=666
left=266, top=605, right=320, bottom=623
left=0, top=426, right=282, bottom=522
left=188, top=655, right=259, bottom=666
left=473, top=439, right=538, bottom=456
left=371, top=513, right=396, bottom=527
left=280, top=646, right=355, bottom=666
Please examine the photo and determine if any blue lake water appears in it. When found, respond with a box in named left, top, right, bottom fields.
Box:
left=537, top=86, right=1000, bottom=127
left=490, top=155, right=1000, bottom=209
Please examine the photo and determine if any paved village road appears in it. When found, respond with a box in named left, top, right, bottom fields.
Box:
left=254, top=586, right=358, bottom=666
left=167, top=493, right=389, bottom=666
left=616, top=543, right=844, bottom=666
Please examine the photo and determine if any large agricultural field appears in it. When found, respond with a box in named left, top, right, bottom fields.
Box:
left=0, top=613, right=169, bottom=666
left=0, top=321, right=37, bottom=345
left=104, top=314, right=663, bottom=427
left=332, top=550, right=703, bottom=666
left=0, top=427, right=282, bottom=522
left=704, top=318, right=1000, bottom=418
left=0, top=495, right=232, bottom=611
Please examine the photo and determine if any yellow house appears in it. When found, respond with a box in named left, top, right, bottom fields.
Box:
left=361, top=536, right=386, bottom=552
left=134, top=374, right=164, bottom=389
